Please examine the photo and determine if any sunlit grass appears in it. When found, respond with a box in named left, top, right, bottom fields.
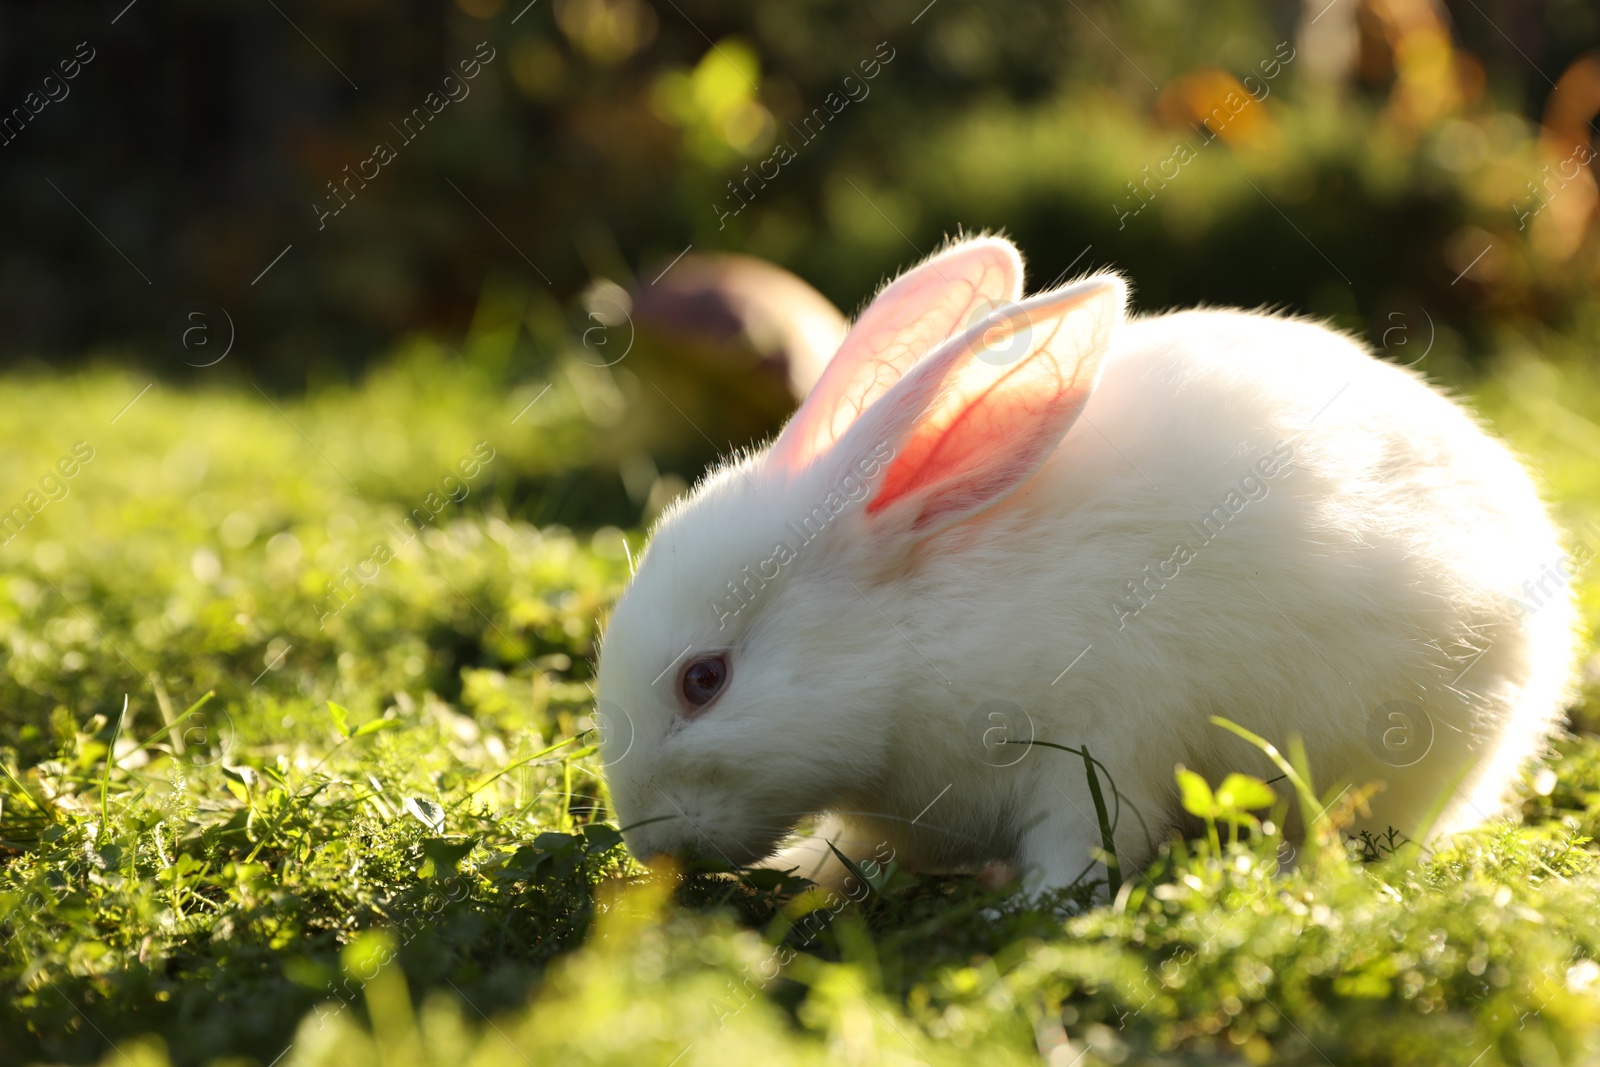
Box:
left=1, top=338, right=1599, bottom=1066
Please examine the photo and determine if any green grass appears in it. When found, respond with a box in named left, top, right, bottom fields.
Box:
left=3, top=340, right=1600, bottom=1067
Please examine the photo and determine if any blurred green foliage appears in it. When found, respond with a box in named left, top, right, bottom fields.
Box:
left=4, top=0, right=1599, bottom=389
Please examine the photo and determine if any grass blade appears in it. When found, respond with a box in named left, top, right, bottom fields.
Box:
left=100, top=694, right=129, bottom=834
left=1080, top=744, right=1121, bottom=897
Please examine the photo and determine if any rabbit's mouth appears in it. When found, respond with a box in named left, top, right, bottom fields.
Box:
left=625, top=802, right=789, bottom=868
left=635, top=838, right=773, bottom=869
left=628, top=834, right=777, bottom=871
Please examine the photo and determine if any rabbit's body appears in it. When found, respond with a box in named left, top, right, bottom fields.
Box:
left=814, top=309, right=1575, bottom=887
left=597, top=238, right=1576, bottom=898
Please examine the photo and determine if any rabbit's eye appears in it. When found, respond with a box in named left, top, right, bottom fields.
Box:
left=680, top=654, right=729, bottom=710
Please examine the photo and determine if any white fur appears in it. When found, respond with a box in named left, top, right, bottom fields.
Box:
left=595, top=237, right=1579, bottom=899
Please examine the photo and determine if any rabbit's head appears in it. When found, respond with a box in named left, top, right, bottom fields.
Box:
left=595, top=236, right=1126, bottom=867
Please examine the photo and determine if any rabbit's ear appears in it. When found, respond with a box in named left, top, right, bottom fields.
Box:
left=851, top=274, right=1125, bottom=538
left=766, top=237, right=1023, bottom=474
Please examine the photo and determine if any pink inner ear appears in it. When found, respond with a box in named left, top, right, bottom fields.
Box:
left=766, top=238, right=1022, bottom=474
left=866, top=283, right=1118, bottom=530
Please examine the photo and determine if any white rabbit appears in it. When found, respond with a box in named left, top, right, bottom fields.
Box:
left=594, top=235, right=1578, bottom=899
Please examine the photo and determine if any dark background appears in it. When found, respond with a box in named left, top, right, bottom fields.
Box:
left=1, top=0, right=1597, bottom=391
